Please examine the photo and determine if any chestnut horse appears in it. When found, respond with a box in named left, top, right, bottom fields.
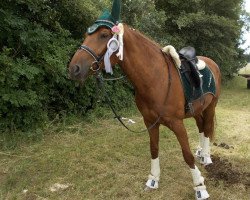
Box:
left=69, top=25, right=221, bottom=199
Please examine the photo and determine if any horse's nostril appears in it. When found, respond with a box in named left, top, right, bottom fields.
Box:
left=73, top=65, right=81, bottom=76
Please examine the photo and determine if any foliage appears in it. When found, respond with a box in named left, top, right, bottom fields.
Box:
left=122, top=0, right=166, bottom=42
left=0, top=0, right=133, bottom=131
left=0, top=0, right=249, bottom=131
left=155, top=0, right=249, bottom=80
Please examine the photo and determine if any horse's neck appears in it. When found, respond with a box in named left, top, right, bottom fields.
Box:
left=119, top=26, right=167, bottom=92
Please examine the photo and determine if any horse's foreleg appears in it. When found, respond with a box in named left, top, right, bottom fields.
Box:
left=169, top=120, right=210, bottom=200
left=144, top=121, right=160, bottom=190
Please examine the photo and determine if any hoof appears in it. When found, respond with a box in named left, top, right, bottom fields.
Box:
left=194, top=185, right=210, bottom=200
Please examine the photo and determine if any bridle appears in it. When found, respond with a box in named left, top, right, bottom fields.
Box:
left=76, top=32, right=167, bottom=133
left=79, top=45, right=105, bottom=72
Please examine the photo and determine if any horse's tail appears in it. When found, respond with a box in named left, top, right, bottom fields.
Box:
left=211, top=113, right=217, bottom=141
left=199, top=56, right=220, bottom=142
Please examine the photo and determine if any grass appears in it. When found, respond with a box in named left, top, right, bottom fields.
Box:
left=0, top=76, right=249, bottom=200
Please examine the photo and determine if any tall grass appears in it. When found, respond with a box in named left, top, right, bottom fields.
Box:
left=0, top=76, right=249, bottom=199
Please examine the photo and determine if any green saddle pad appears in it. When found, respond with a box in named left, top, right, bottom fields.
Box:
left=180, top=66, right=216, bottom=104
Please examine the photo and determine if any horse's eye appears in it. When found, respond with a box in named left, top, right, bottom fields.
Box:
left=100, top=33, right=109, bottom=39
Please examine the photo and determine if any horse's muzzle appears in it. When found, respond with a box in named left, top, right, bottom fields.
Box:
left=68, top=63, right=90, bottom=82
left=68, top=64, right=81, bottom=80
left=72, top=65, right=81, bottom=76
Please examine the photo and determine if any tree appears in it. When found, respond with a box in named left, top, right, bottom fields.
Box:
left=121, top=0, right=166, bottom=42
left=1, top=0, right=249, bottom=131
left=155, top=0, right=248, bottom=80
left=0, top=0, right=133, bottom=131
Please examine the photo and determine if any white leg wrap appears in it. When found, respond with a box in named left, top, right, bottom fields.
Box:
left=195, top=132, right=204, bottom=158
left=199, top=132, right=205, bottom=147
left=200, top=137, right=212, bottom=165
left=190, top=165, right=204, bottom=186
left=202, top=137, right=210, bottom=155
left=191, top=166, right=209, bottom=200
left=145, top=158, right=160, bottom=189
left=150, top=157, right=160, bottom=179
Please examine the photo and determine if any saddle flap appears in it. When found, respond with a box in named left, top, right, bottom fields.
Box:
left=180, top=60, right=201, bottom=89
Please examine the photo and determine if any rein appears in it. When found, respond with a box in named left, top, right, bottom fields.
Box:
left=102, top=75, right=127, bottom=81
left=78, top=41, right=173, bottom=133
left=95, top=72, right=161, bottom=133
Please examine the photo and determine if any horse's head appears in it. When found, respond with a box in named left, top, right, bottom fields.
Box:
left=68, top=27, right=115, bottom=81
left=68, top=0, right=122, bottom=82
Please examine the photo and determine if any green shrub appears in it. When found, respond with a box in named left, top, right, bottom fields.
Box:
left=0, top=0, right=248, bottom=132
left=0, top=0, right=134, bottom=131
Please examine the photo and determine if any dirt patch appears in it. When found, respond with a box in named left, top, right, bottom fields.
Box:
left=213, top=142, right=234, bottom=149
left=205, top=155, right=250, bottom=187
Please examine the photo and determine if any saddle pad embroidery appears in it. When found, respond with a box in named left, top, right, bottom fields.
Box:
left=180, top=66, right=216, bottom=105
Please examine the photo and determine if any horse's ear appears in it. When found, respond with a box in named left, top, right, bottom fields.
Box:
left=111, top=0, right=121, bottom=23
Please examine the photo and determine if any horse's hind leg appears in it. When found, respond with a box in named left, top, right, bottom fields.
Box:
left=198, top=100, right=217, bottom=165
left=194, top=115, right=205, bottom=158
left=168, top=119, right=209, bottom=199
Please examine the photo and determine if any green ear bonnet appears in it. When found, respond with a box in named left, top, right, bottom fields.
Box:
left=87, top=0, right=121, bottom=34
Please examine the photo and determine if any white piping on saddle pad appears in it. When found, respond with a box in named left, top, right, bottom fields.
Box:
left=104, top=23, right=124, bottom=74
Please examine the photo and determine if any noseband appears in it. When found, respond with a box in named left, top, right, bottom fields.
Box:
left=79, top=45, right=104, bottom=72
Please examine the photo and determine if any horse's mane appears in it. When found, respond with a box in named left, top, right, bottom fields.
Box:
left=126, top=25, right=181, bottom=67
left=126, top=25, right=162, bottom=53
